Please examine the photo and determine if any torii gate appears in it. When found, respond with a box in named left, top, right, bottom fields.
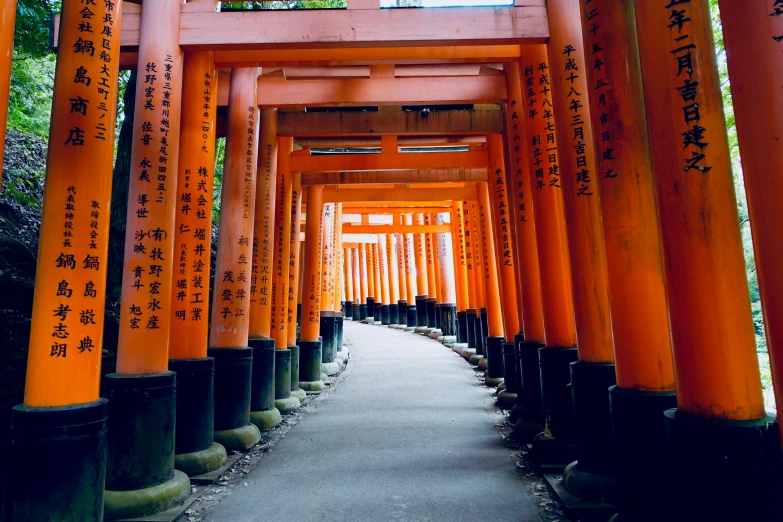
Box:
left=2, top=1, right=783, bottom=521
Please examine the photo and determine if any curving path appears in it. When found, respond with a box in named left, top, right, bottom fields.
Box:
left=206, top=320, right=542, bottom=521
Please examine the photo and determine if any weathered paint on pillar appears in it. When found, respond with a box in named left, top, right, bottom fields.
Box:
left=435, top=213, right=457, bottom=304
left=414, top=212, right=429, bottom=296
left=169, top=52, right=217, bottom=360
left=287, top=171, right=303, bottom=346
left=360, top=242, right=370, bottom=304
left=0, top=0, right=16, bottom=169
left=299, top=185, right=324, bottom=342
left=463, top=206, right=478, bottom=310
left=486, top=135, right=521, bottom=343
left=579, top=0, right=674, bottom=389
left=352, top=248, right=362, bottom=304
left=395, top=218, right=408, bottom=303
left=208, top=68, right=259, bottom=350
left=332, top=203, right=344, bottom=311
left=366, top=241, right=376, bottom=302
left=116, top=1, right=184, bottom=374
left=387, top=234, right=400, bottom=304
left=23, top=0, right=122, bottom=406
left=372, top=242, right=382, bottom=306
left=344, top=248, right=354, bottom=306
left=425, top=214, right=438, bottom=299
left=547, top=0, right=614, bottom=363
left=270, top=138, right=293, bottom=349
left=469, top=202, right=486, bottom=310
left=379, top=235, right=391, bottom=306
left=248, top=109, right=279, bottom=339
left=504, top=63, right=546, bottom=342
left=720, top=0, right=783, bottom=430
left=635, top=0, right=764, bottom=420
left=450, top=201, right=470, bottom=313
left=404, top=214, right=418, bottom=300
left=477, top=183, right=504, bottom=338
left=519, top=45, right=578, bottom=349
left=320, top=203, right=335, bottom=311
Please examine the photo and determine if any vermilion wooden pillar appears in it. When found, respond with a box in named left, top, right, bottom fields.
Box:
left=287, top=171, right=306, bottom=401
left=167, top=51, right=227, bottom=476
left=468, top=202, right=488, bottom=359
left=515, top=44, right=577, bottom=446
left=247, top=108, right=281, bottom=430
left=386, top=233, right=401, bottom=324
left=413, top=212, right=429, bottom=327
left=635, top=1, right=776, bottom=518
left=360, top=241, right=370, bottom=320
left=379, top=234, right=391, bottom=324
left=396, top=224, right=409, bottom=324
left=463, top=205, right=479, bottom=349
left=298, top=185, right=325, bottom=392
left=435, top=211, right=458, bottom=336
left=344, top=247, right=354, bottom=319
left=319, top=203, right=340, bottom=375
left=424, top=213, right=438, bottom=328
left=206, top=67, right=263, bottom=456
left=7, top=0, right=122, bottom=517
left=0, top=0, right=15, bottom=168
left=477, top=182, right=506, bottom=388
left=573, top=0, right=678, bottom=513
left=719, top=0, right=783, bottom=452
left=450, top=201, right=470, bottom=344
left=404, top=213, right=419, bottom=326
left=372, top=242, right=382, bottom=320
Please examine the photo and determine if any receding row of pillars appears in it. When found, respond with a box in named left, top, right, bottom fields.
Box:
left=2, top=0, right=783, bottom=520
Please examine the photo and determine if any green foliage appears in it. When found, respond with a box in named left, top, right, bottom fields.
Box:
left=7, top=55, right=55, bottom=137
left=222, top=0, right=346, bottom=9
left=3, top=168, right=43, bottom=207
left=213, top=137, right=226, bottom=221
left=14, top=0, right=60, bottom=60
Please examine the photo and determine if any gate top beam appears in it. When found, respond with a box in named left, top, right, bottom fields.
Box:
left=51, top=5, right=548, bottom=58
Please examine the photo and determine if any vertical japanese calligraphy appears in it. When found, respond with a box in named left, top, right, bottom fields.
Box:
left=299, top=186, right=324, bottom=342
left=208, top=68, right=259, bottom=350
left=271, top=138, right=293, bottom=349
left=25, top=0, right=122, bottom=405
left=169, top=52, right=217, bottom=360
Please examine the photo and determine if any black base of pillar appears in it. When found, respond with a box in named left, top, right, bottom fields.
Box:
left=248, top=338, right=276, bottom=412
left=340, top=301, right=345, bottom=315
left=104, top=373, right=176, bottom=491
left=358, top=304, right=368, bottom=321
left=665, top=409, right=782, bottom=521
left=609, top=386, right=677, bottom=522
left=474, top=315, right=484, bottom=355
left=480, top=308, right=489, bottom=351
left=563, top=361, right=617, bottom=502
left=345, top=301, right=354, bottom=319
left=208, top=348, right=253, bottom=431
left=366, top=297, right=375, bottom=317
left=169, top=358, right=215, bottom=455
left=538, top=347, right=578, bottom=441
left=4, top=399, right=108, bottom=521
left=457, top=311, right=468, bottom=344
left=380, top=304, right=390, bottom=325
left=389, top=303, right=399, bottom=325
left=517, top=340, right=545, bottom=425
left=320, top=313, right=337, bottom=363
left=466, top=309, right=477, bottom=348
left=398, top=300, right=407, bottom=325
left=438, top=302, right=457, bottom=336
left=290, top=345, right=301, bottom=390
left=485, top=336, right=505, bottom=380
left=426, top=298, right=437, bottom=328
left=406, top=305, right=418, bottom=327
left=274, top=349, right=292, bottom=400
left=374, top=303, right=382, bottom=320
left=335, top=315, right=344, bottom=353
left=502, top=342, right=519, bottom=394
left=299, top=340, right=322, bottom=382
left=415, top=295, right=428, bottom=327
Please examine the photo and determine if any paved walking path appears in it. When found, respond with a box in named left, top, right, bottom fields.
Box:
left=206, top=321, right=542, bottom=521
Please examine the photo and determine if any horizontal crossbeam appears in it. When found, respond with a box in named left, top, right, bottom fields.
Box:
left=322, top=187, right=477, bottom=203
left=290, top=150, right=487, bottom=173
left=301, top=169, right=486, bottom=186
left=342, top=224, right=450, bottom=234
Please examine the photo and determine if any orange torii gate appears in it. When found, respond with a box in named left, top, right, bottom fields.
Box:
left=6, top=0, right=783, bottom=521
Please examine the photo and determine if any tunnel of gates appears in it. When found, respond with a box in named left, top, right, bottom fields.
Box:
left=1, top=0, right=783, bottom=520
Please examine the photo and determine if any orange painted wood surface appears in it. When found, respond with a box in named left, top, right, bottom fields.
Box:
left=451, top=202, right=470, bottom=312
left=116, top=0, right=184, bottom=374
left=435, top=212, right=457, bottom=305
left=0, top=0, right=15, bottom=172
left=635, top=0, right=763, bottom=420
left=208, top=68, right=259, bottom=350
left=169, top=52, right=218, bottom=360
left=476, top=183, right=504, bottom=337
left=24, top=0, right=122, bottom=406
left=579, top=0, right=673, bottom=389
left=291, top=150, right=487, bottom=174
left=287, top=172, right=304, bottom=346
left=299, top=186, right=324, bottom=342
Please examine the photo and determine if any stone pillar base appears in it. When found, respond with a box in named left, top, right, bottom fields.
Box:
left=104, top=470, right=190, bottom=521
left=174, top=443, right=227, bottom=477
left=249, top=408, right=282, bottom=431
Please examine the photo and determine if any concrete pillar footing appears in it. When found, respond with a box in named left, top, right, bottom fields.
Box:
left=478, top=358, right=488, bottom=370
left=496, top=391, right=518, bottom=410
left=469, top=354, right=484, bottom=366
left=322, top=361, right=340, bottom=375
left=174, top=442, right=228, bottom=477
left=213, top=424, right=262, bottom=451
left=299, top=380, right=325, bottom=393
left=104, top=470, right=191, bottom=521
left=562, top=460, right=617, bottom=504
left=249, top=408, right=283, bottom=431
left=441, top=335, right=457, bottom=343
left=274, top=396, right=301, bottom=415
left=290, top=389, right=307, bottom=402
left=484, top=374, right=504, bottom=387
left=429, top=329, right=443, bottom=339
